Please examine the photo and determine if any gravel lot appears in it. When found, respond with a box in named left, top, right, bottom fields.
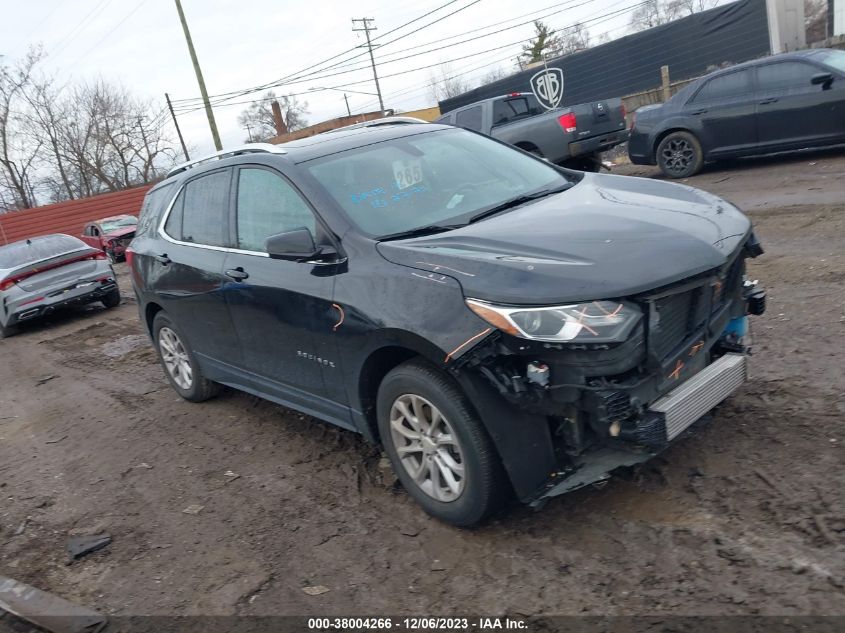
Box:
left=1, top=149, right=843, bottom=617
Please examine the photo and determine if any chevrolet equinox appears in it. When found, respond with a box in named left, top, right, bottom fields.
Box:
left=129, top=123, right=765, bottom=526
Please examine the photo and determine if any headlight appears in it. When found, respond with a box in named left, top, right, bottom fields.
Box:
left=466, top=299, right=642, bottom=343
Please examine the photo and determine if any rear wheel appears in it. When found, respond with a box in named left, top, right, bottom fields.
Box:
left=101, top=289, right=121, bottom=308
left=0, top=323, right=19, bottom=339
left=377, top=359, right=507, bottom=527
left=152, top=312, right=220, bottom=402
left=656, top=131, right=704, bottom=178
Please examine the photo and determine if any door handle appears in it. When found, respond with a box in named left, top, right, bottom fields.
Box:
left=154, top=254, right=171, bottom=265
left=689, top=108, right=708, bottom=115
left=224, top=267, right=249, bottom=281
left=758, top=98, right=778, bottom=105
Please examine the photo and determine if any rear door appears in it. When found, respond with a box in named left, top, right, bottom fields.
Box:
left=754, top=60, right=845, bottom=149
left=154, top=168, right=242, bottom=365
left=221, top=165, right=347, bottom=424
left=681, top=68, right=757, bottom=156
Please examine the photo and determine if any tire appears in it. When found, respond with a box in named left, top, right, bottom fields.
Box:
left=152, top=311, right=220, bottom=402
left=0, top=322, right=18, bottom=339
left=101, top=289, right=121, bottom=308
left=376, top=359, right=507, bottom=527
left=656, top=131, right=704, bottom=178
left=106, top=249, right=117, bottom=264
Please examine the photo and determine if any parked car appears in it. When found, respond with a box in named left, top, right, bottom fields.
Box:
left=129, top=129, right=765, bottom=526
left=80, top=214, right=138, bottom=262
left=435, top=92, right=629, bottom=171
left=0, top=234, right=120, bottom=338
left=629, top=48, right=845, bottom=178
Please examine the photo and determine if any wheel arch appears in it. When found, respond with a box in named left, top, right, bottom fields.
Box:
left=652, top=126, right=698, bottom=162
left=514, top=141, right=542, bottom=156
left=144, top=301, right=164, bottom=336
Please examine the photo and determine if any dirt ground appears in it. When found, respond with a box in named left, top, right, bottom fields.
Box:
left=1, top=149, right=843, bottom=618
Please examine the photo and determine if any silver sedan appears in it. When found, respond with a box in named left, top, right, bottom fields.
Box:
left=0, top=234, right=120, bottom=338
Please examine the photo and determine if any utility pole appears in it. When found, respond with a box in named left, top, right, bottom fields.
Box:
left=352, top=18, right=385, bottom=115
left=244, top=122, right=253, bottom=142
left=343, top=93, right=351, bottom=117
left=165, top=93, right=190, bottom=161
left=174, top=0, right=222, bottom=151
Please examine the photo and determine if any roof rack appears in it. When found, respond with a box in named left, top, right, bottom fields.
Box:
left=166, top=143, right=287, bottom=178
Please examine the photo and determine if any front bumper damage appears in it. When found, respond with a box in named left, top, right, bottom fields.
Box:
left=449, top=247, right=766, bottom=507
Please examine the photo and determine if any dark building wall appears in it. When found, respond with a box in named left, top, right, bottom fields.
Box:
left=439, top=0, right=770, bottom=114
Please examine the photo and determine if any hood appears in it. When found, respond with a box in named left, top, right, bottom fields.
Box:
left=103, top=227, right=136, bottom=239
left=376, top=173, right=750, bottom=305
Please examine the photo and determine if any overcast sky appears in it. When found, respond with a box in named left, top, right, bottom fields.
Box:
left=0, top=0, right=725, bottom=155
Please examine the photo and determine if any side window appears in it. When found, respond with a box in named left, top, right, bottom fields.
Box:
left=455, top=106, right=483, bottom=131
left=137, top=183, right=176, bottom=236
left=756, top=62, right=820, bottom=95
left=690, top=70, right=753, bottom=104
left=181, top=170, right=231, bottom=246
left=236, top=168, right=316, bottom=252
left=163, top=190, right=185, bottom=240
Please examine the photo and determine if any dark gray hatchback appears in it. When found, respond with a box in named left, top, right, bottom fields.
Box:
left=130, top=124, right=766, bottom=526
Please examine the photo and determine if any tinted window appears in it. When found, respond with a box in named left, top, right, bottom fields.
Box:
left=137, top=183, right=176, bottom=236
left=0, top=235, right=87, bottom=269
left=756, top=62, right=820, bottom=94
left=163, top=191, right=185, bottom=240
left=691, top=70, right=753, bottom=103
left=306, top=128, right=572, bottom=237
left=817, top=49, right=845, bottom=74
left=236, top=168, right=316, bottom=252
left=455, top=106, right=483, bottom=131
left=492, top=95, right=542, bottom=126
left=181, top=170, right=231, bottom=246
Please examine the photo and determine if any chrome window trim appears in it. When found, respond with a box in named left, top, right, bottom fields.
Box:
left=157, top=182, right=270, bottom=258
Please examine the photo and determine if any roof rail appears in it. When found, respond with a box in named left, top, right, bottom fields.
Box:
left=166, top=143, right=287, bottom=178
left=322, top=116, right=428, bottom=135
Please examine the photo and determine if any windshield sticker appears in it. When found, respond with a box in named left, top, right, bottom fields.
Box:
left=350, top=184, right=429, bottom=209
left=392, top=159, right=423, bottom=190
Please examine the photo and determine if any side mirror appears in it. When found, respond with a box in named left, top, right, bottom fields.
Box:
left=811, top=72, right=834, bottom=89
left=266, top=228, right=321, bottom=261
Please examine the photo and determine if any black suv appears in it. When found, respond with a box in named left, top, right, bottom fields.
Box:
left=130, top=124, right=765, bottom=526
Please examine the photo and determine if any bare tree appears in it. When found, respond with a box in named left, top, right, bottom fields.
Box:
left=805, top=0, right=828, bottom=44
left=478, top=66, right=509, bottom=86
left=629, top=0, right=718, bottom=32
left=558, top=22, right=591, bottom=55
left=428, top=63, right=473, bottom=102
left=237, top=91, right=309, bottom=141
left=0, top=49, right=42, bottom=211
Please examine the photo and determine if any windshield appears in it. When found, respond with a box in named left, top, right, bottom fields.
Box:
left=817, top=49, right=845, bottom=74
left=305, top=128, right=573, bottom=237
left=0, top=235, right=87, bottom=270
left=100, top=216, right=137, bottom=232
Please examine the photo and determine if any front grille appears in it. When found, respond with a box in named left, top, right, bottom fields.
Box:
left=652, top=290, right=694, bottom=358
left=597, top=390, right=633, bottom=423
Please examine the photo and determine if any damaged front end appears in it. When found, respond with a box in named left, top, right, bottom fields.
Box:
left=448, top=239, right=766, bottom=506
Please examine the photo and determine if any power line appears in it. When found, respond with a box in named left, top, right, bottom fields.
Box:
left=67, top=0, right=149, bottom=67
left=171, top=0, right=482, bottom=107
left=50, top=0, right=115, bottom=57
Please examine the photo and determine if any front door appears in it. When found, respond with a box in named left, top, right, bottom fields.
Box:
left=754, top=60, right=845, bottom=149
left=682, top=68, right=757, bottom=157
left=221, top=165, right=348, bottom=426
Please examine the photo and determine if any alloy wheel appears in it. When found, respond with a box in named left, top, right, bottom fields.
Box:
left=389, top=394, right=466, bottom=502
left=158, top=326, right=193, bottom=390
left=661, top=138, right=695, bottom=174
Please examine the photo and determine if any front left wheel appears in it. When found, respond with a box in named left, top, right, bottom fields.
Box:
left=376, top=359, right=507, bottom=527
left=152, top=311, right=220, bottom=402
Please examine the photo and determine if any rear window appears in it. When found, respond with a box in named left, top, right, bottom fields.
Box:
left=690, top=69, right=753, bottom=103
left=492, top=95, right=542, bottom=126
left=0, top=235, right=87, bottom=269
left=180, top=170, right=231, bottom=246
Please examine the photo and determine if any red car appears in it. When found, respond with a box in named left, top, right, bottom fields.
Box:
left=80, top=215, right=138, bottom=262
